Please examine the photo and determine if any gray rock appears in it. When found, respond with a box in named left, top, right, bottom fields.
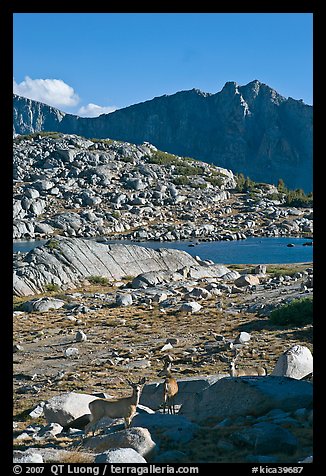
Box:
left=29, top=402, right=45, bottom=418
left=43, top=392, right=99, bottom=426
left=272, top=345, right=313, bottom=380
left=94, top=448, right=147, bottom=463
left=34, top=222, right=54, bottom=234
left=25, top=188, right=40, bottom=199
left=132, top=413, right=198, bottom=444
left=55, top=148, right=77, bottom=162
left=234, top=274, right=260, bottom=287
left=232, top=422, right=298, bottom=455
left=125, top=178, right=146, bottom=191
left=254, top=264, right=267, bottom=275
left=234, top=331, right=251, bottom=344
left=140, top=375, right=224, bottom=410
left=221, top=271, right=241, bottom=281
left=14, top=447, right=94, bottom=463
left=187, top=287, right=212, bottom=300
left=30, top=199, right=46, bottom=216
left=13, top=451, right=44, bottom=463
left=21, top=297, right=65, bottom=312
left=179, top=376, right=312, bottom=422
left=180, top=301, right=202, bottom=313
left=85, top=427, right=156, bottom=457
left=13, top=344, right=24, bottom=353
left=64, top=347, right=79, bottom=358
left=37, top=422, right=63, bottom=437
left=34, top=180, right=54, bottom=191
left=13, top=238, right=203, bottom=296
left=116, top=293, right=133, bottom=306
left=75, top=330, right=87, bottom=342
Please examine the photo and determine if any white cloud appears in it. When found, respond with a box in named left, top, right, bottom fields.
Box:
left=77, top=103, right=117, bottom=117
left=13, top=76, right=80, bottom=108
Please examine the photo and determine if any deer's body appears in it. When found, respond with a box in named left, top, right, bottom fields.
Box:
left=158, top=361, right=178, bottom=414
left=84, top=377, right=145, bottom=436
left=229, top=360, right=267, bottom=377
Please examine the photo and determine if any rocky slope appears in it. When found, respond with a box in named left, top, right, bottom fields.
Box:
left=13, top=237, right=231, bottom=296
left=13, top=133, right=313, bottom=242
left=13, top=80, right=313, bottom=191
left=13, top=262, right=313, bottom=463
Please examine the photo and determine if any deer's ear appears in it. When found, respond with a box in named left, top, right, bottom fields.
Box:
left=126, top=378, right=133, bottom=386
left=139, top=377, right=146, bottom=385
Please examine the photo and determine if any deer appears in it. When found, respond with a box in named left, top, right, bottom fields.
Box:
left=157, top=356, right=179, bottom=415
left=228, top=357, right=267, bottom=377
left=84, top=376, right=146, bottom=436
left=229, top=359, right=267, bottom=376
left=224, top=346, right=267, bottom=377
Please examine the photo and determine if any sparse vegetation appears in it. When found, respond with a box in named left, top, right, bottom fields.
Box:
left=147, top=150, right=180, bottom=166
left=14, top=131, right=62, bottom=142
left=206, top=176, right=224, bottom=187
left=174, top=164, right=205, bottom=176
left=87, top=275, right=110, bottom=285
left=44, top=283, right=60, bottom=292
left=235, top=173, right=256, bottom=192
left=283, top=188, right=313, bottom=208
left=234, top=174, right=313, bottom=207
left=46, top=239, right=60, bottom=250
left=269, top=297, right=313, bottom=326
left=172, top=176, right=190, bottom=186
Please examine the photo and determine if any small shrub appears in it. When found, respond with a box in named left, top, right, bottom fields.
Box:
left=46, top=239, right=60, bottom=250
left=206, top=176, right=224, bottom=187
left=173, top=176, right=190, bottom=186
left=88, top=275, right=110, bottom=285
left=147, top=150, right=179, bottom=166
left=174, top=164, right=204, bottom=176
left=45, top=283, right=60, bottom=292
left=269, top=298, right=313, bottom=326
left=191, top=182, right=207, bottom=189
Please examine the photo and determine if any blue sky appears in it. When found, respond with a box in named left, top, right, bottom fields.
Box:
left=13, top=13, right=313, bottom=117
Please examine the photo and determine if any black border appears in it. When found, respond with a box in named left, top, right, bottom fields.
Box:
left=3, top=1, right=320, bottom=473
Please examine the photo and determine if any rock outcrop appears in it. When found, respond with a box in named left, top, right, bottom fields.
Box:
left=13, top=132, right=313, bottom=242
left=272, top=345, right=313, bottom=379
left=13, top=237, right=232, bottom=296
left=179, top=376, right=312, bottom=422
left=13, top=79, right=313, bottom=191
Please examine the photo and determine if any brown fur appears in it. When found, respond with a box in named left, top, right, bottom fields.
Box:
left=229, top=360, right=267, bottom=377
left=84, top=377, right=146, bottom=436
left=158, top=362, right=179, bottom=414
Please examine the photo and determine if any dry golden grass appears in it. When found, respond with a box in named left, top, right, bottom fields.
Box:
left=13, top=273, right=313, bottom=425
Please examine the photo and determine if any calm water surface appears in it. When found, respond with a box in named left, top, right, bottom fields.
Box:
left=13, top=237, right=313, bottom=264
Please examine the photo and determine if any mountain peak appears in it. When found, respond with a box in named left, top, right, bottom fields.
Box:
left=221, top=81, right=239, bottom=94
left=13, top=82, right=312, bottom=191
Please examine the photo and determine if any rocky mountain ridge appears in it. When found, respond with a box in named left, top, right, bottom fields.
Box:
left=13, top=80, right=313, bottom=191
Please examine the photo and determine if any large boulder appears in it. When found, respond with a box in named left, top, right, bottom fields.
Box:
left=84, top=427, right=156, bottom=457
left=13, top=238, right=204, bottom=296
left=179, top=301, right=202, bottom=313
left=21, top=297, right=65, bottom=312
left=140, top=375, right=225, bottom=411
left=94, top=448, right=147, bottom=463
left=232, top=422, right=299, bottom=455
left=43, top=392, right=98, bottom=426
left=132, top=413, right=199, bottom=444
left=272, top=345, right=313, bottom=380
left=234, top=274, right=260, bottom=287
left=179, top=376, right=312, bottom=422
